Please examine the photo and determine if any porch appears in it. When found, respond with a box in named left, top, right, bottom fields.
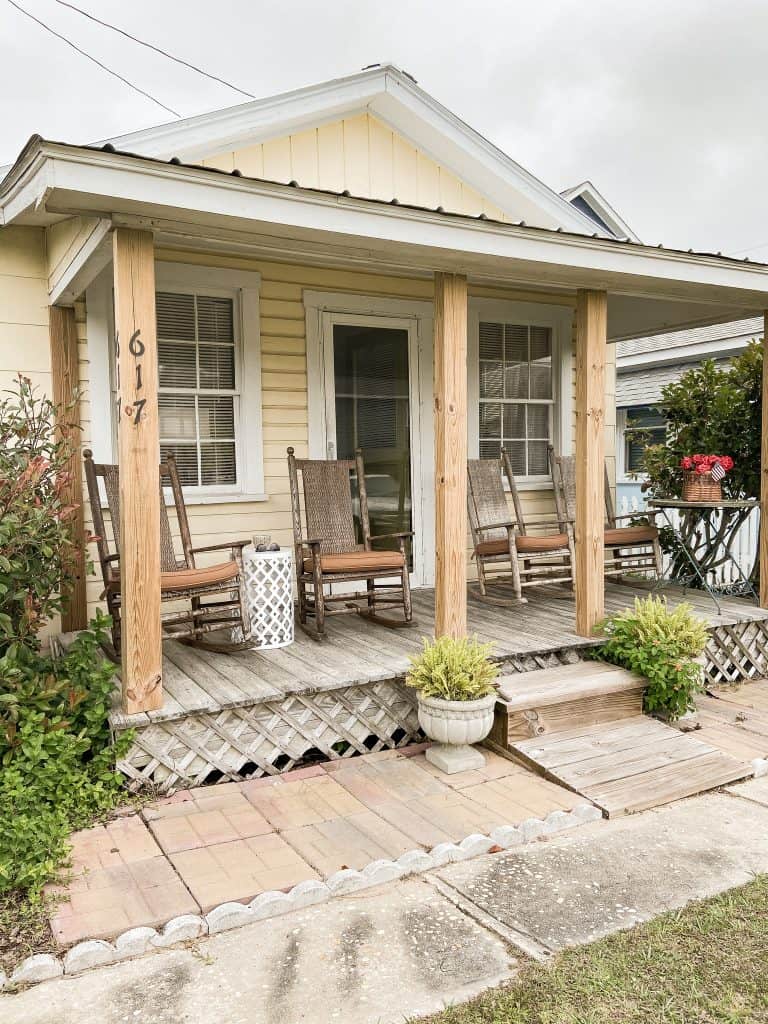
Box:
left=108, top=581, right=768, bottom=790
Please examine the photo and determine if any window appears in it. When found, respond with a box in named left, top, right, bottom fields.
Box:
left=478, top=321, right=553, bottom=476
left=624, top=406, right=666, bottom=473
left=156, top=291, right=239, bottom=488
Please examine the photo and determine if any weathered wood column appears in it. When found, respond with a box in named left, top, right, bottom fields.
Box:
left=113, top=228, right=163, bottom=713
left=761, top=310, right=768, bottom=607
left=49, top=305, right=87, bottom=631
left=574, top=289, right=607, bottom=635
left=434, top=272, right=468, bottom=638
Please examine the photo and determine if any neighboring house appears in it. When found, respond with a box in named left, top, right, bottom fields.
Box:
left=615, top=318, right=764, bottom=509
left=1, top=63, right=766, bottom=709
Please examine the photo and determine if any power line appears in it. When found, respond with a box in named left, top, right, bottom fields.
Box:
left=6, top=0, right=180, bottom=117
left=729, top=239, right=768, bottom=257
left=53, top=0, right=256, bottom=100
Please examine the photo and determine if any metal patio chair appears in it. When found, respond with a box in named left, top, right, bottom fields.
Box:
left=467, top=448, right=574, bottom=605
left=83, top=450, right=251, bottom=657
left=547, top=446, right=662, bottom=579
left=287, top=446, right=413, bottom=639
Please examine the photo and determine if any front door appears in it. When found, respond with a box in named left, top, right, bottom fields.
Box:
left=320, top=313, right=426, bottom=586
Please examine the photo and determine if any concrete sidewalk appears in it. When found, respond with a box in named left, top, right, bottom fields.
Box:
left=6, top=777, right=768, bottom=1024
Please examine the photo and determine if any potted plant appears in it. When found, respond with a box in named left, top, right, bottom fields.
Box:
left=406, top=635, right=500, bottom=773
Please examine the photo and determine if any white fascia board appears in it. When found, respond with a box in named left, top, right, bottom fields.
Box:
left=8, top=146, right=768, bottom=313
left=102, top=68, right=388, bottom=162
left=561, top=180, right=640, bottom=242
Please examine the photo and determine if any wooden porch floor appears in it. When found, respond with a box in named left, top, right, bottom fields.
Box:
left=112, top=581, right=767, bottom=730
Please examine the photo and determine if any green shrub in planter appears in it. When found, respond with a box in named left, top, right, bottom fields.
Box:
left=593, top=596, right=708, bottom=721
left=406, top=635, right=499, bottom=702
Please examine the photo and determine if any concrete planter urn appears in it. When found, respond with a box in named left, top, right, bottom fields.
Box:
left=418, top=693, right=496, bottom=774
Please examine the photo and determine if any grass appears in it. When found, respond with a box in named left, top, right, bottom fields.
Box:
left=0, top=891, right=57, bottom=975
left=418, top=875, right=768, bottom=1024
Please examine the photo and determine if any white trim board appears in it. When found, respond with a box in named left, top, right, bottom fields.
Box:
left=86, top=260, right=265, bottom=503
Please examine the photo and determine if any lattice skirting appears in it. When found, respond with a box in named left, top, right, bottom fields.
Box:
left=704, top=619, right=768, bottom=686
left=115, top=681, right=422, bottom=790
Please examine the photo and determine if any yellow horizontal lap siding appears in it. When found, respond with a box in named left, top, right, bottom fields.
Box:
left=200, top=113, right=511, bottom=220
left=66, top=245, right=617, bottom=619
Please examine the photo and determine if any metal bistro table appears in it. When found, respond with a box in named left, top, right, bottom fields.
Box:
left=647, top=497, right=759, bottom=613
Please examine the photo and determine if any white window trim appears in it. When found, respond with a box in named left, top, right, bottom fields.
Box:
left=468, top=297, right=573, bottom=489
left=86, top=260, right=265, bottom=504
left=617, top=405, right=666, bottom=483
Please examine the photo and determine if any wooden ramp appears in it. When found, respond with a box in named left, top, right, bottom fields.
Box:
left=510, top=718, right=751, bottom=817
left=489, top=661, right=752, bottom=817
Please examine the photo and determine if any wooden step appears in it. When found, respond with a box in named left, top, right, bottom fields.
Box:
left=489, top=661, right=646, bottom=745
left=510, top=716, right=752, bottom=817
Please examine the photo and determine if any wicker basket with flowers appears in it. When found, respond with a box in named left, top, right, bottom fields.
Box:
left=679, top=454, right=734, bottom=501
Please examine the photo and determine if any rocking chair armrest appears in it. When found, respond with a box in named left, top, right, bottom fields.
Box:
left=368, top=531, right=415, bottom=542
left=103, top=553, right=121, bottom=564
left=299, top=538, right=323, bottom=551
left=612, top=510, right=660, bottom=523
left=474, top=520, right=516, bottom=534
left=190, top=540, right=251, bottom=555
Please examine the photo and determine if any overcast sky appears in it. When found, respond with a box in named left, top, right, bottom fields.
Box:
left=2, top=0, right=766, bottom=257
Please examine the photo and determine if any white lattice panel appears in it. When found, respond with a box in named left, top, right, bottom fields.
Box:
left=116, top=681, right=421, bottom=789
left=236, top=546, right=294, bottom=650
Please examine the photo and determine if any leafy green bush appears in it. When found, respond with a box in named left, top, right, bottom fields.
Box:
left=0, top=614, right=131, bottom=898
left=594, top=596, right=708, bottom=720
left=0, top=376, right=82, bottom=655
left=406, top=635, right=499, bottom=701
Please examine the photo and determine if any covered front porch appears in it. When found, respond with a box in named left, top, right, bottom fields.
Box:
left=106, top=581, right=768, bottom=790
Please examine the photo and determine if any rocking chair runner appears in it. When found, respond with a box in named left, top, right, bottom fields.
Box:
left=467, top=449, right=575, bottom=605
left=287, top=447, right=413, bottom=638
left=547, top=446, right=663, bottom=578
left=83, top=450, right=251, bottom=656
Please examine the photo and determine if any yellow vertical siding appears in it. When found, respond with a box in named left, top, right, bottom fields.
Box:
left=0, top=225, right=50, bottom=394
left=201, top=113, right=510, bottom=220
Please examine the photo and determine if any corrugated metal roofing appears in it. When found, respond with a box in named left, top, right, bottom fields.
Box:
left=617, top=317, right=763, bottom=359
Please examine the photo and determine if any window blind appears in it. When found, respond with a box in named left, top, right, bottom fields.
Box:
left=156, top=291, right=238, bottom=487
left=478, top=321, right=553, bottom=476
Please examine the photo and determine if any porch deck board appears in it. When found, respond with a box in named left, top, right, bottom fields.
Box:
left=110, top=581, right=767, bottom=730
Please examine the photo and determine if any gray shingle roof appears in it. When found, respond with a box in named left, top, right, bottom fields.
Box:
left=617, top=358, right=733, bottom=407
left=617, top=317, right=763, bottom=359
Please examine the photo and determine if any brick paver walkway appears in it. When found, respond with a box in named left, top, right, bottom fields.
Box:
left=48, top=745, right=584, bottom=946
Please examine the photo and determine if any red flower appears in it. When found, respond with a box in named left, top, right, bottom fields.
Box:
left=680, top=457, right=694, bottom=470
left=720, top=456, right=734, bottom=471
left=691, top=454, right=705, bottom=465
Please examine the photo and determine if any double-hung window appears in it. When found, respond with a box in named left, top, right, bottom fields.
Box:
left=156, top=291, right=239, bottom=489
left=478, top=321, right=554, bottom=477
left=624, top=406, right=666, bottom=474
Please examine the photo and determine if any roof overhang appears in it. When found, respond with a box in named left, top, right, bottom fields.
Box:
left=3, top=139, right=768, bottom=341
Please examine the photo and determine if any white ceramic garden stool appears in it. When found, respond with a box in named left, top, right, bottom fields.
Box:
left=236, top=546, right=294, bottom=649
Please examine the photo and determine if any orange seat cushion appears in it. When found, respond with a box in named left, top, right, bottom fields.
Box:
left=476, top=533, right=570, bottom=557
left=303, top=550, right=405, bottom=574
left=604, top=525, right=658, bottom=546
left=160, top=560, right=239, bottom=591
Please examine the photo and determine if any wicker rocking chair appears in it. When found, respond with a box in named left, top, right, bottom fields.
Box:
left=287, top=447, right=413, bottom=639
left=467, top=449, right=575, bottom=605
left=83, top=450, right=251, bottom=657
left=547, top=446, right=663, bottom=579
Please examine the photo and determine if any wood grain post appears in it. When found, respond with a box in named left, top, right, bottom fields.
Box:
left=761, top=311, right=768, bottom=607
left=434, top=272, right=468, bottom=638
left=575, top=289, right=607, bottom=636
left=113, top=228, right=163, bottom=713
left=49, top=305, right=87, bottom=632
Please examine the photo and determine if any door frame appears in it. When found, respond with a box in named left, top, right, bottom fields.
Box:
left=304, top=290, right=435, bottom=587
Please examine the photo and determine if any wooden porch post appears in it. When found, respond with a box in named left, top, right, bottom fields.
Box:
left=575, top=289, right=607, bottom=636
left=49, top=305, right=87, bottom=631
left=434, top=272, right=468, bottom=638
left=112, top=228, right=163, bottom=713
left=761, top=310, right=768, bottom=607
